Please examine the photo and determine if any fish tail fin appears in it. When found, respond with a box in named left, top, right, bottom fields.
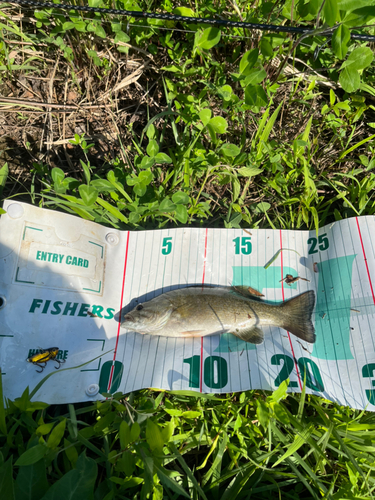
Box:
left=280, top=290, right=316, bottom=343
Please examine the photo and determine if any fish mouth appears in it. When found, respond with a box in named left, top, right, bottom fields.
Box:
left=122, top=314, right=134, bottom=323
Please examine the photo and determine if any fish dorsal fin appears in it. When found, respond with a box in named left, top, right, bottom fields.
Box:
left=231, top=326, right=264, bottom=344
left=231, top=285, right=264, bottom=299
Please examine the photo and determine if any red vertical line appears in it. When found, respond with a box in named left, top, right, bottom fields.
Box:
left=279, top=230, right=303, bottom=391
left=107, top=232, right=130, bottom=392
left=356, top=217, right=375, bottom=305
left=200, top=228, right=209, bottom=392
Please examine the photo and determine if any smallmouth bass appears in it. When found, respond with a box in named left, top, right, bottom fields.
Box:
left=121, top=287, right=316, bottom=344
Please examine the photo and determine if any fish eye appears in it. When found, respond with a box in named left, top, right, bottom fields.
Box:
left=136, top=304, right=143, bottom=311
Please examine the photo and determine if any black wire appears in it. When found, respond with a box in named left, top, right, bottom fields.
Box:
left=7, top=0, right=375, bottom=42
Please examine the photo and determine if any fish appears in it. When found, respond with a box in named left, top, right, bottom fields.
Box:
left=121, top=287, right=316, bottom=345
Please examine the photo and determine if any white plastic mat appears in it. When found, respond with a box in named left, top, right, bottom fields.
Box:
left=1, top=200, right=375, bottom=409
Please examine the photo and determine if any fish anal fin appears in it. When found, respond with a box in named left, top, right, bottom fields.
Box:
left=230, top=326, right=264, bottom=344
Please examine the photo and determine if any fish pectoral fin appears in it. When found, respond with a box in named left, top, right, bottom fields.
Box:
left=180, top=330, right=205, bottom=337
left=231, top=326, right=264, bottom=344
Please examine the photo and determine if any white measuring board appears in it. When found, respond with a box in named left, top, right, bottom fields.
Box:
left=1, top=200, right=375, bottom=410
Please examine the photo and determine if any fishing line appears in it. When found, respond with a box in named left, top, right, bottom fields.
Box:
left=7, top=0, right=375, bottom=42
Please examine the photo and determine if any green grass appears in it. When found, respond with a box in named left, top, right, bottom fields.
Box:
left=1, top=0, right=375, bottom=498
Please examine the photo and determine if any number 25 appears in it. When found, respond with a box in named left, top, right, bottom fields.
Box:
left=308, top=233, right=329, bottom=255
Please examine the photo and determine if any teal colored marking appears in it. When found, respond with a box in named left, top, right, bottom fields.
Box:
left=86, top=339, right=106, bottom=351
left=312, top=255, right=356, bottom=361
left=23, top=226, right=43, bottom=240
left=362, top=363, right=375, bottom=405
left=0, top=335, right=13, bottom=338
left=89, top=241, right=104, bottom=258
left=83, top=281, right=101, bottom=293
left=81, top=358, right=102, bottom=372
left=15, top=267, right=35, bottom=284
left=215, top=266, right=297, bottom=353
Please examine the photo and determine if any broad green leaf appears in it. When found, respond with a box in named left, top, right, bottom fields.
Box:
left=245, top=85, right=258, bottom=106
left=243, top=67, right=267, bottom=86
left=338, top=0, right=374, bottom=9
left=0, top=457, right=14, bottom=500
left=256, top=400, right=270, bottom=429
left=161, top=421, right=174, bottom=442
left=159, top=198, right=176, bottom=212
left=196, top=27, right=221, bottom=50
left=181, top=411, right=202, bottom=418
left=15, top=458, right=48, bottom=500
left=199, top=108, right=212, bottom=126
left=342, top=46, right=374, bottom=70
left=219, top=84, right=233, bottom=100
left=323, top=0, right=338, bottom=25
left=119, top=421, right=130, bottom=449
left=64, top=439, right=78, bottom=467
left=130, top=422, right=140, bottom=442
left=260, top=38, right=273, bottom=57
left=154, top=152, right=172, bottom=164
left=78, top=185, right=98, bottom=206
left=172, top=191, right=189, bottom=204
left=239, top=49, right=259, bottom=75
left=40, top=452, right=97, bottom=500
left=339, top=67, right=360, bottom=93
left=111, top=24, right=121, bottom=34
left=133, top=182, right=147, bottom=197
left=146, top=419, right=164, bottom=452
left=173, top=7, right=195, bottom=17
left=62, top=22, right=75, bottom=30
left=237, top=166, right=263, bottom=177
left=51, top=167, right=65, bottom=185
left=208, top=116, right=228, bottom=134
left=15, top=445, right=47, bottom=467
left=90, top=179, right=116, bottom=192
left=147, top=139, right=159, bottom=157
left=138, top=170, right=153, bottom=184
left=140, top=156, right=155, bottom=169
left=219, top=143, right=241, bottom=157
left=36, top=423, right=55, bottom=436
left=114, top=31, right=130, bottom=43
left=0, top=163, right=9, bottom=192
left=271, top=379, right=289, bottom=402
left=332, top=25, right=350, bottom=59
left=95, top=24, right=106, bottom=38
left=129, top=212, right=140, bottom=224
left=117, top=451, right=135, bottom=476
left=47, top=419, right=66, bottom=449
left=346, top=6, right=375, bottom=26
left=72, top=21, right=86, bottom=33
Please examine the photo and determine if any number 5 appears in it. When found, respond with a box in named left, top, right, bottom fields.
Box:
left=318, top=233, right=329, bottom=251
left=162, top=237, right=172, bottom=255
